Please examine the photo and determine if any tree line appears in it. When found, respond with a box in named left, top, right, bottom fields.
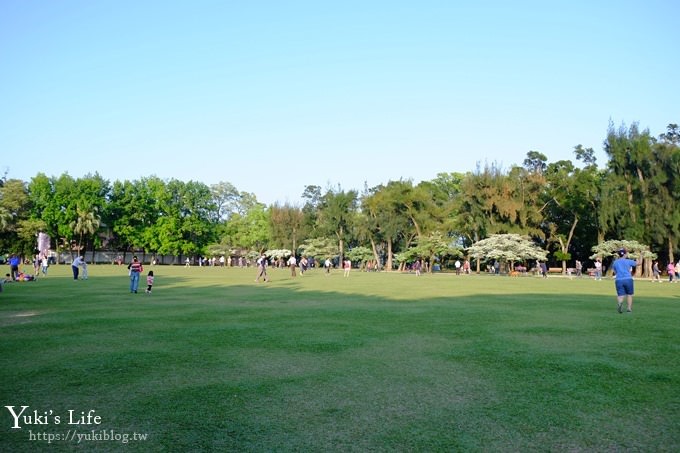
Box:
left=1, top=122, right=678, bottom=271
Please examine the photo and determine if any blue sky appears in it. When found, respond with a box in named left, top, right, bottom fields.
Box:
left=1, top=0, right=678, bottom=205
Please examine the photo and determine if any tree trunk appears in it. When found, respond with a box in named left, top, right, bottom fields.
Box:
left=565, top=215, right=578, bottom=272
left=473, top=231, right=481, bottom=273
left=337, top=225, right=344, bottom=264
left=370, top=238, right=381, bottom=271
left=67, top=238, right=74, bottom=263
left=409, top=214, right=422, bottom=239
left=669, top=236, right=675, bottom=264
left=643, top=257, right=652, bottom=278
left=596, top=230, right=605, bottom=264
left=558, top=236, right=567, bottom=273
left=626, top=181, right=636, bottom=222
left=386, top=240, right=393, bottom=271
left=291, top=227, right=297, bottom=256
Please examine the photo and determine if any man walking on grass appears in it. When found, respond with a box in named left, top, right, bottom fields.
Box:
left=611, top=248, right=639, bottom=314
left=255, top=253, right=269, bottom=282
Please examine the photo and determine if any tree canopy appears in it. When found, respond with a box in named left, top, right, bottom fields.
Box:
left=1, top=122, right=678, bottom=272
left=467, top=234, right=548, bottom=265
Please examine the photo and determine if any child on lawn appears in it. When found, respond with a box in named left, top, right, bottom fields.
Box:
left=145, top=270, right=154, bottom=294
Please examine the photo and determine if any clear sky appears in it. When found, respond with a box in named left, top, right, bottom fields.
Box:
left=1, top=0, right=678, bottom=205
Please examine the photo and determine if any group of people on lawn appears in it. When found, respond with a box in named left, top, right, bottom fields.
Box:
left=5, top=247, right=674, bottom=317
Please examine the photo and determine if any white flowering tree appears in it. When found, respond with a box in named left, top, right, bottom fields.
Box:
left=467, top=234, right=548, bottom=273
left=299, top=237, right=337, bottom=262
left=266, top=249, right=292, bottom=260
left=590, top=239, right=655, bottom=277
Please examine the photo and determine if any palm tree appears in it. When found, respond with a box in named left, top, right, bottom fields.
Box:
left=70, top=207, right=101, bottom=260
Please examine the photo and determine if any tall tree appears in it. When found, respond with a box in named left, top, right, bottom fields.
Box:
left=362, top=183, right=411, bottom=271
left=222, top=202, right=271, bottom=253
left=49, top=174, right=79, bottom=256
left=109, top=179, right=141, bottom=256
left=180, top=180, right=219, bottom=250
left=455, top=169, right=499, bottom=272
left=154, top=179, right=217, bottom=259
left=507, top=163, right=546, bottom=239
left=72, top=174, right=110, bottom=259
left=27, top=173, right=59, bottom=245
left=269, top=202, right=305, bottom=252
left=419, top=172, right=462, bottom=238
left=210, top=181, right=240, bottom=221
left=523, top=150, right=548, bottom=175
left=317, top=187, right=358, bottom=264
left=453, top=171, right=489, bottom=249
left=301, top=185, right=322, bottom=237
left=601, top=122, right=651, bottom=241
left=386, top=180, right=429, bottom=239
left=0, top=179, right=31, bottom=255
left=658, top=123, right=679, bottom=145
left=543, top=148, right=602, bottom=272
left=108, top=177, right=161, bottom=259
left=351, top=208, right=382, bottom=269
left=600, top=121, right=680, bottom=264
left=652, top=125, right=680, bottom=262
left=70, top=207, right=101, bottom=259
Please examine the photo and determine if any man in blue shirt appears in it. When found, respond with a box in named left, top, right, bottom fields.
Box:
left=611, top=248, right=639, bottom=314
left=8, top=254, right=21, bottom=281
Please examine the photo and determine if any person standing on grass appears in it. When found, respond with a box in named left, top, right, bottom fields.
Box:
left=9, top=254, right=21, bottom=281
left=128, top=256, right=143, bottom=293
left=594, top=258, right=603, bottom=280
left=299, top=256, right=308, bottom=275
left=255, top=253, right=269, bottom=282
left=80, top=257, right=88, bottom=280
left=667, top=262, right=675, bottom=283
left=343, top=259, right=351, bottom=277
left=41, top=254, right=49, bottom=277
left=288, top=254, right=297, bottom=277
left=612, top=248, right=639, bottom=314
left=145, top=270, right=154, bottom=294
left=652, top=261, right=661, bottom=282
left=71, top=255, right=84, bottom=280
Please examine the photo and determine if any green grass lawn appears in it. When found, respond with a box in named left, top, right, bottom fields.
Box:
left=1, top=264, right=678, bottom=452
